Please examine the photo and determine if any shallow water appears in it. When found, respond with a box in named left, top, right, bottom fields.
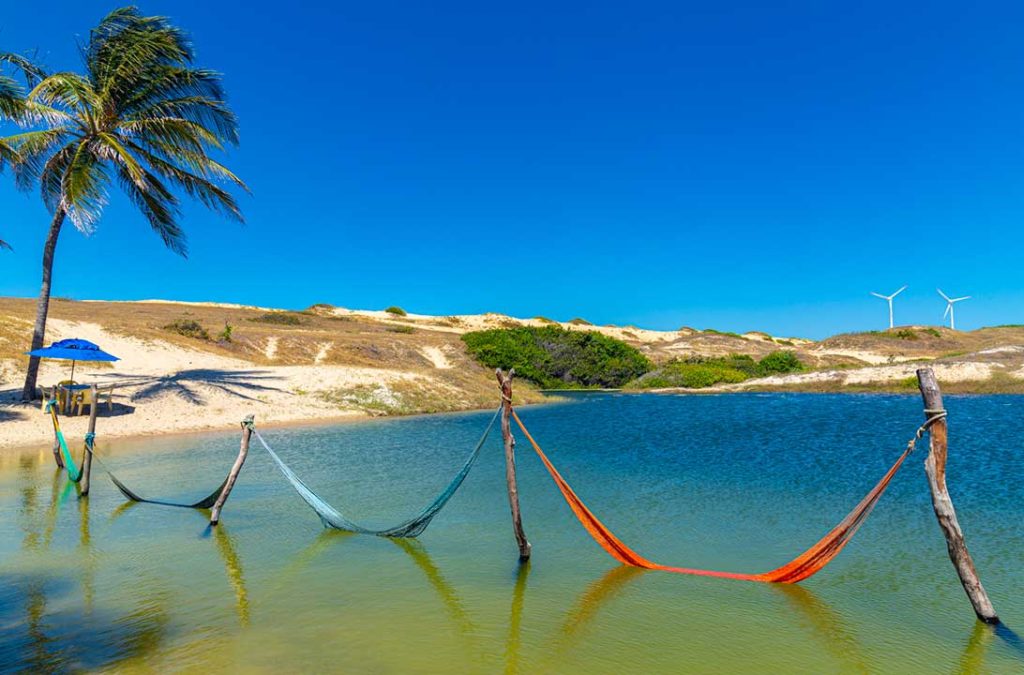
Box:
left=2, top=393, right=1023, bottom=673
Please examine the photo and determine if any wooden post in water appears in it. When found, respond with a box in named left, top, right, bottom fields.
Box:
left=916, top=368, right=999, bottom=624
left=210, top=415, right=253, bottom=526
left=80, top=385, right=98, bottom=495
left=52, top=435, right=64, bottom=469
left=497, top=368, right=531, bottom=561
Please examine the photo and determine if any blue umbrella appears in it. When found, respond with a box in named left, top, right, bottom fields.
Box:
left=26, top=338, right=120, bottom=383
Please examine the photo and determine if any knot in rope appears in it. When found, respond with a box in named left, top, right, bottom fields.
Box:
left=44, top=399, right=57, bottom=413
left=241, top=415, right=255, bottom=432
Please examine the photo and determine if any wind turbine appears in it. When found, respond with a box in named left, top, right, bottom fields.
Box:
left=870, top=285, right=907, bottom=329
left=937, top=289, right=970, bottom=330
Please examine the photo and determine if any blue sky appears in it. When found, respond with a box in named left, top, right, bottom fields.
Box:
left=1, top=1, right=1023, bottom=338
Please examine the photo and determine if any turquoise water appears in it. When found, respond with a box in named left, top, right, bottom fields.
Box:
left=2, top=393, right=1023, bottom=673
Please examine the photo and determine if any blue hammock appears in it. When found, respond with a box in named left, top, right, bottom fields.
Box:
left=254, top=407, right=500, bottom=537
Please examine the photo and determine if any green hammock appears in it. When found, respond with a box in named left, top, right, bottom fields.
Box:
left=254, top=407, right=500, bottom=537
left=105, top=469, right=229, bottom=509
left=45, top=401, right=83, bottom=482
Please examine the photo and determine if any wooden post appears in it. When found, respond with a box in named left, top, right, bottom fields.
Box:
left=210, top=415, right=253, bottom=526
left=497, top=368, right=531, bottom=561
left=80, top=385, right=98, bottom=495
left=916, top=368, right=999, bottom=624
left=51, top=436, right=64, bottom=469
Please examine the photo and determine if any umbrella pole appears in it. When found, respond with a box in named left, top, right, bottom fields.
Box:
left=67, top=361, right=76, bottom=414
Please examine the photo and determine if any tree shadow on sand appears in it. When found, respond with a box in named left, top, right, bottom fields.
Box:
left=103, top=369, right=284, bottom=406
left=0, top=406, right=30, bottom=422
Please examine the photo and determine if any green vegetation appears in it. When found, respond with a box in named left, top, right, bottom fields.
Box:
left=164, top=319, right=210, bottom=341
left=867, top=328, right=942, bottom=341
left=387, top=325, right=415, bottom=334
left=1, top=7, right=248, bottom=398
left=250, top=312, right=302, bottom=326
left=568, top=317, right=593, bottom=326
left=385, top=306, right=408, bottom=316
left=627, top=351, right=805, bottom=390
left=462, top=325, right=651, bottom=388
left=758, top=350, right=805, bottom=374
left=533, top=316, right=557, bottom=324
left=218, top=323, right=233, bottom=343
left=702, top=328, right=746, bottom=339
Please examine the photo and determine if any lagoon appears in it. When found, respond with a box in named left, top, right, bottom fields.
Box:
left=2, top=393, right=1023, bottom=672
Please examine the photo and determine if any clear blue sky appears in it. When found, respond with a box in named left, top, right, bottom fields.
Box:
left=1, top=1, right=1023, bottom=338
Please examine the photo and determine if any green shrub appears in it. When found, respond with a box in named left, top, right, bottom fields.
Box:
left=568, top=317, right=592, bottom=326
left=626, top=351, right=805, bottom=389
left=533, top=316, right=557, bottom=324
left=757, top=351, right=805, bottom=375
left=462, top=325, right=651, bottom=388
left=218, top=323, right=233, bottom=343
left=702, top=328, right=745, bottom=339
left=164, top=319, right=209, bottom=340
left=250, top=312, right=302, bottom=326
left=385, top=306, right=407, bottom=316
left=920, top=328, right=941, bottom=338
left=387, top=325, right=415, bottom=334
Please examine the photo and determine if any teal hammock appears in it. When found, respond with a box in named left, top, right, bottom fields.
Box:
left=45, top=400, right=83, bottom=483
left=105, top=468, right=229, bottom=509
left=254, top=407, right=500, bottom=537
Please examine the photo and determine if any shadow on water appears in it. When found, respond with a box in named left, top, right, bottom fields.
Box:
left=955, top=620, right=1024, bottom=673
left=104, top=369, right=283, bottom=406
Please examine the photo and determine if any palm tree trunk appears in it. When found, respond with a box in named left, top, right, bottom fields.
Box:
left=21, top=209, right=66, bottom=400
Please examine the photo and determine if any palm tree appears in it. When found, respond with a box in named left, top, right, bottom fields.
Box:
left=0, top=7, right=248, bottom=399
left=0, top=54, right=38, bottom=252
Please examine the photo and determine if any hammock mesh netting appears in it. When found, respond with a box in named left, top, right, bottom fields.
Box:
left=255, top=407, right=500, bottom=537
left=512, top=409, right=918, bottom=583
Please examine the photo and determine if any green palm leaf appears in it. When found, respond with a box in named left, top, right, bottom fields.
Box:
left=0, top=6, right=246, bottom=247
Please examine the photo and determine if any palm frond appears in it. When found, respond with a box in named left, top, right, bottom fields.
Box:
left=60, top=140, right=109, bottom=232
left=1, top=7, right=244, bottom=254
left=1, top=128, right=71, bottom=186
left=0, top=74, right=26, bottom=120
left=125, top=140, right=242, bottom=221
left=113, top=163, right=187, bottom=256
left=28, top=73, right=100, bottom=120
left=0, top=237, right=11, bottom=251
left=0, top=51, right=48, bottom=86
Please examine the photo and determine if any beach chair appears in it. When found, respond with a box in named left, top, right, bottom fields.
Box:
left=73, top=385, right=116, bottom=416
left=39, top=385, right=56, bottom=412
left=45, top=381, right=78, bottom=413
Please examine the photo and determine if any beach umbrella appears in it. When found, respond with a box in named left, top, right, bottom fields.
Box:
left=26, top=338, right=120, bottom=383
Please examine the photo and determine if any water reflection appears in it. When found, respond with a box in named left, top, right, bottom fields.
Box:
left=392, top=538, right=477, bottom=638
left=775, top=584, right=868, bottom=672
left=504, top=561, right=531, bottom=675
left=208, top=522, right=251, bottom=626
left=1, top=472, right=170, bottom=671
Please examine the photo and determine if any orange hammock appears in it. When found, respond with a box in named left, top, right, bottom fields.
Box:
left=513, top=409, right=928, bottom=584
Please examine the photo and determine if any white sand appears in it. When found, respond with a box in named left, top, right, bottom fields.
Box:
left=0, top=319, right=432, bottom=451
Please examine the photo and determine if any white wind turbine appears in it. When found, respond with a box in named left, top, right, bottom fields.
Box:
left=870, top=285, right=907, bottom=329
left=937, top=289, right=970, bottom=330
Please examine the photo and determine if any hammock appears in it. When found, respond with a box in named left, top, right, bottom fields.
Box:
left=254, top=407, right=500, bottom=537
left=104, top=469, right=229, bottom=509
left=513, top=409, right=930, bottom=584
left=45, top=402, right=83, bottom=482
